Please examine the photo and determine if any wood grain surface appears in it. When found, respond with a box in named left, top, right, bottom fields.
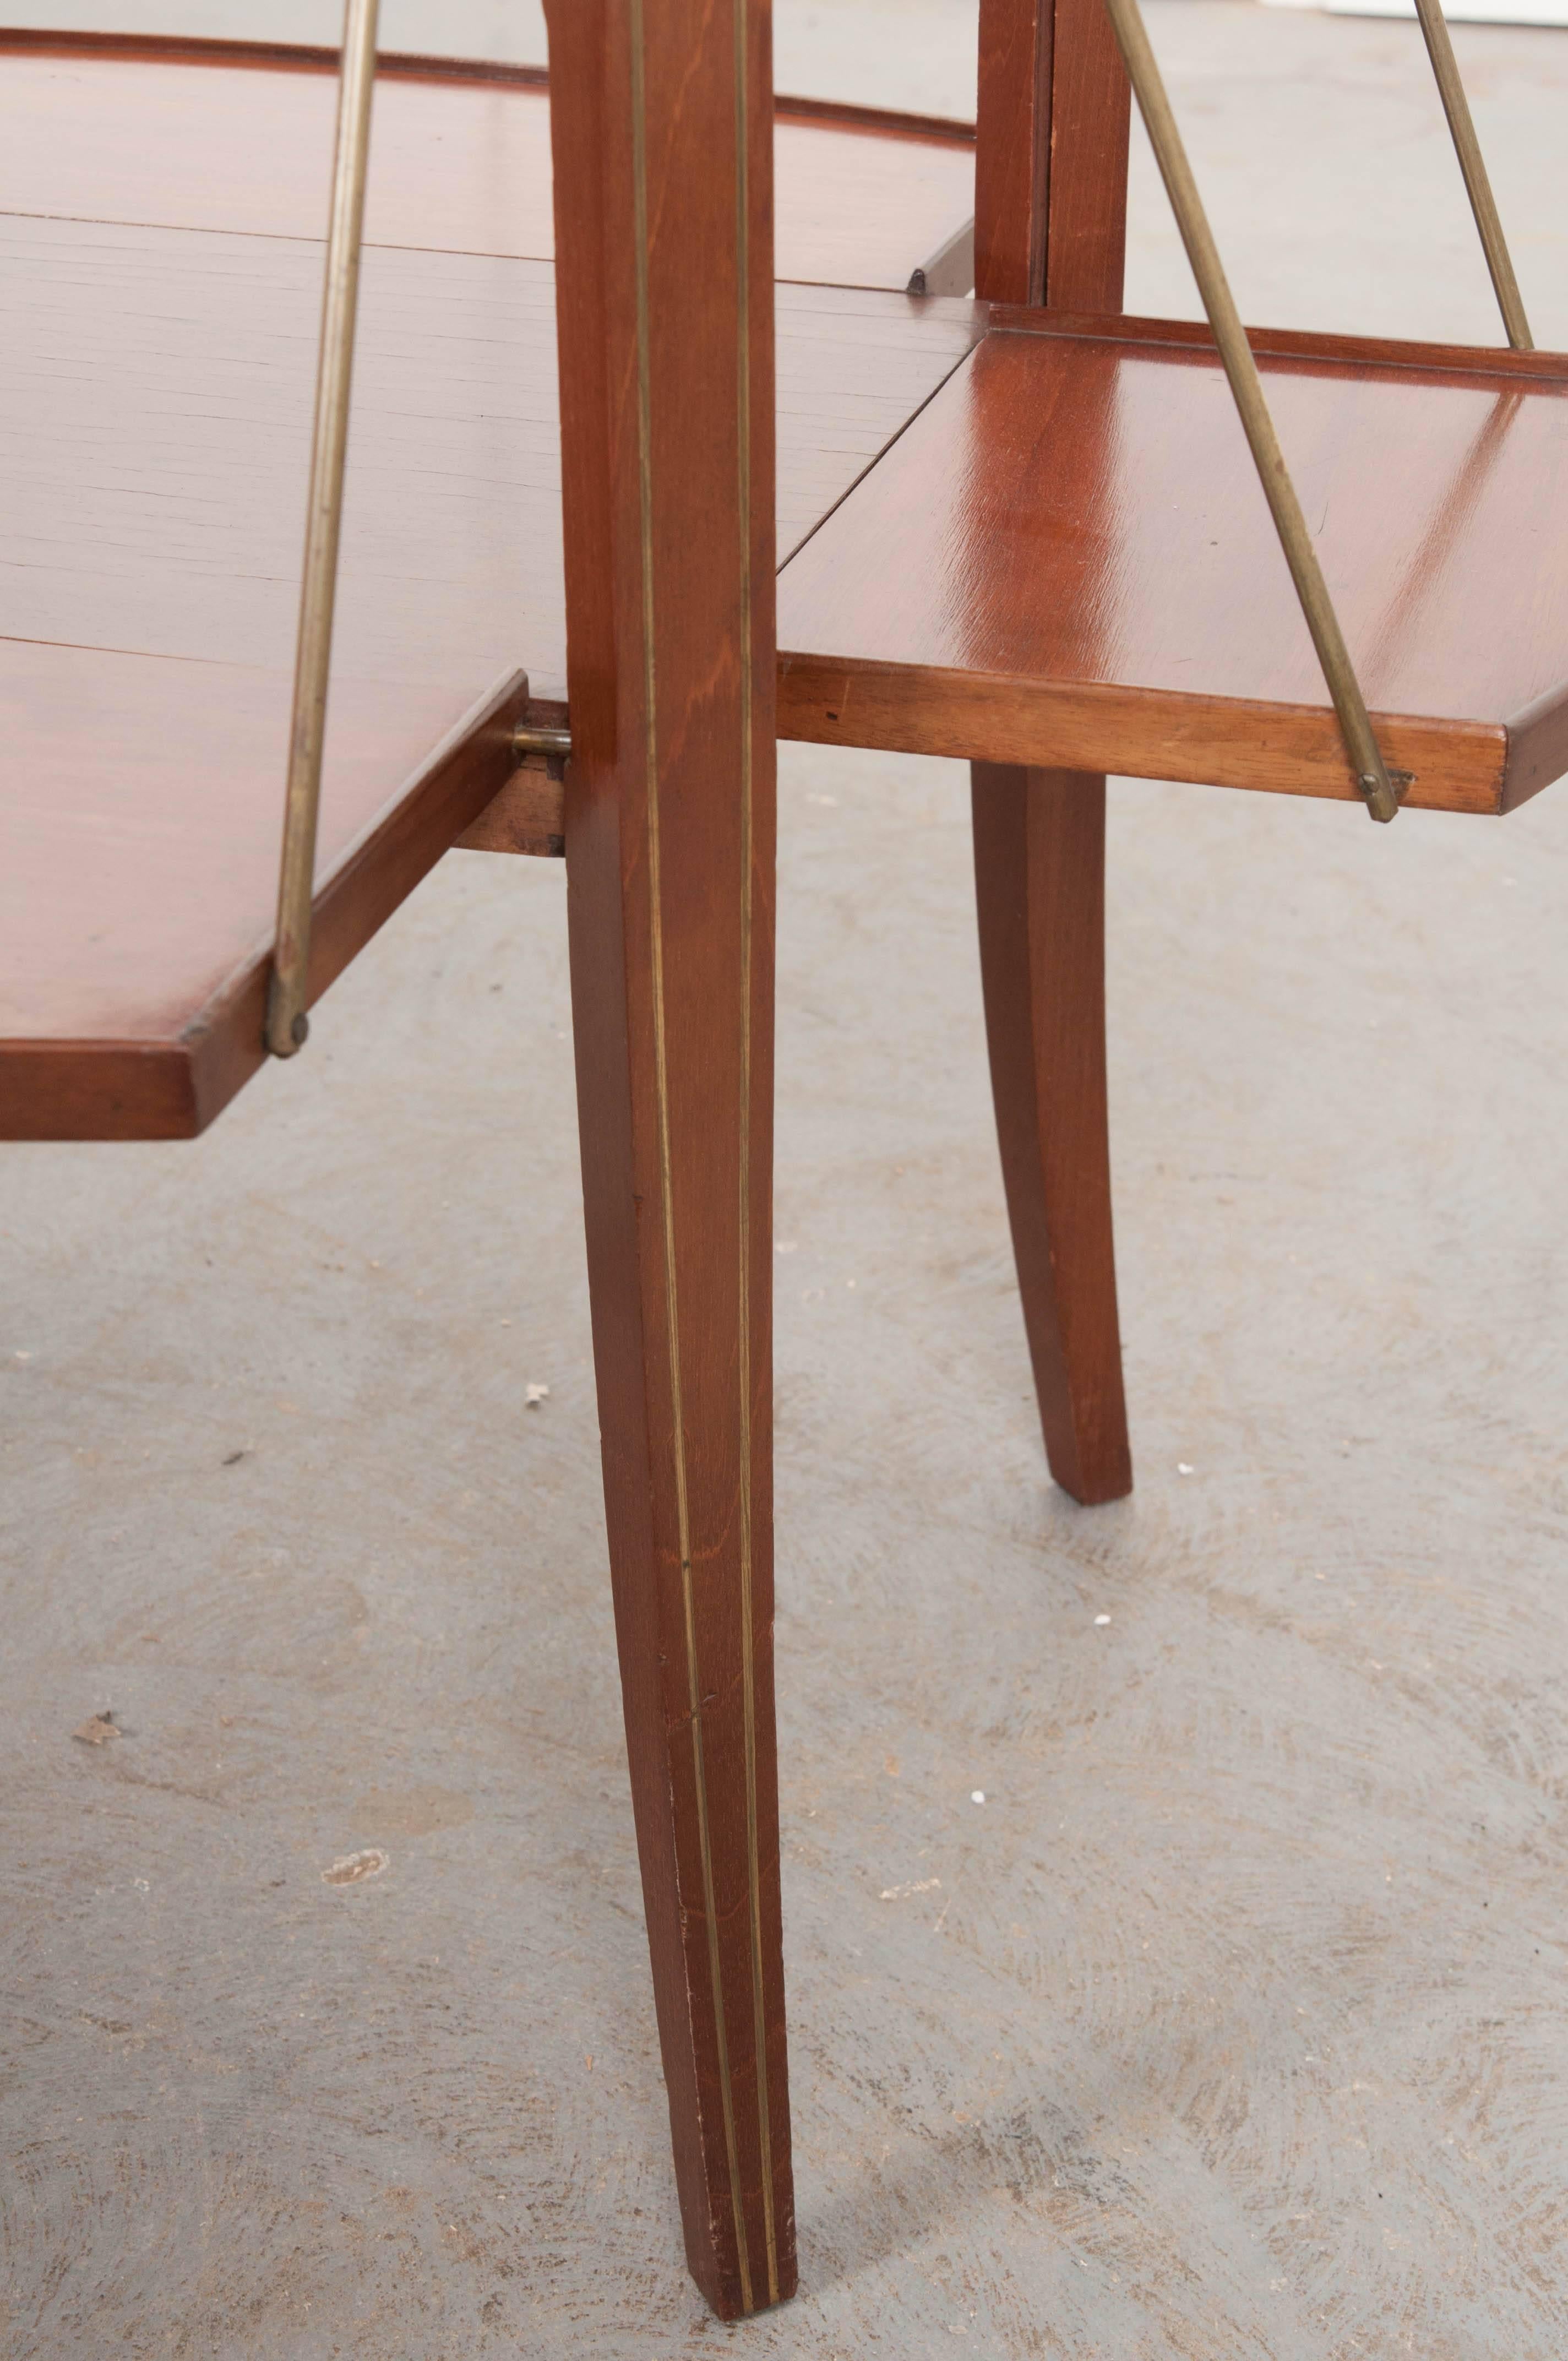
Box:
left=777, top=323, right=1568, bottom=809
left=0, top=656, right=527, bottom=1140
left=0, top=207, right=980, bottom=1135
left=975, top=0, right=1053, bottom=307
left=996, top=303, right=1568, bottom=382
left=455, top=761, right=567, bottom=858
left=972, top=766, right=1131, bottom=1505
left=6, top=13, right=1568, bottom=2352
left=0, top=220, right=978, bottom=687
left=974, top=0, right=1131, bottom=313
left=547, top=0, right=793, bottom=2318
left=1039, top=0, right=1130, bottom=314
left=0, top=36, right=974, bottom=296
left=971, top=9, right=1131, bottom=1513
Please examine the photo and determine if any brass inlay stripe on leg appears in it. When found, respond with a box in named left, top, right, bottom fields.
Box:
left=628, top=0, right=753, bottom=2315
left=731, top=0, right=780, bottom=2312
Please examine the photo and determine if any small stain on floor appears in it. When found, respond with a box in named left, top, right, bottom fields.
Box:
left=322, top=1847, right=390, bottom=1886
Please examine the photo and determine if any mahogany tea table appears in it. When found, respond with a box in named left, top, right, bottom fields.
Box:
left=2, top=0, right=1562, bottom=2320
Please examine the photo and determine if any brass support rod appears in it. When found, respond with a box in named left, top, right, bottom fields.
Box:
left=266, top=0, right=382, bottom=1058
left=1412, top=0, right=1532, bottom=352
left=1100, top=0, right=1403, bottom=823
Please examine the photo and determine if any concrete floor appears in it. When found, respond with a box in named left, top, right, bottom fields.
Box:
left=6, top=6, right=1568, bottom=2356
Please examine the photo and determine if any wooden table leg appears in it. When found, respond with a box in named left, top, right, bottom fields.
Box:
left=972, top=764, right=1132, bottom=1506
left=970, top=12, right=1132, bottom=1509
left=546, top=0, right=796, bottom=2319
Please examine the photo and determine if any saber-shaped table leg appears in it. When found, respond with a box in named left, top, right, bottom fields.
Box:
left=974, top=768, right=1133, bottom=1507
left=545, top=0, right=796, bottom=2320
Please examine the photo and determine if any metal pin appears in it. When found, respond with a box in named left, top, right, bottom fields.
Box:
left=265, top=0, right=382, bottom=1059
left=1100, top=0, right=1403, bottom=823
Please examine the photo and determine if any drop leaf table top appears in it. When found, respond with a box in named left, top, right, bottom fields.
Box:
left=778, top=310, right=1568, bottom=813
left=6, top=32, right=1568, bottom=1147
left=0, top=35, right=982, bottom=1139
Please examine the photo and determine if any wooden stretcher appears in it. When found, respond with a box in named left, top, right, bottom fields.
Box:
left=4, top=0, right=1565, bottom=2325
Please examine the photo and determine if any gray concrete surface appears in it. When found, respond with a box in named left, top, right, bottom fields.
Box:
left=6, top=6, right=1568, bottom=2356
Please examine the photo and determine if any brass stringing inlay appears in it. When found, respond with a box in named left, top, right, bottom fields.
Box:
left=627, top=0, right=761, bottom=2315
left=731, top=0, right=781, bottom=2312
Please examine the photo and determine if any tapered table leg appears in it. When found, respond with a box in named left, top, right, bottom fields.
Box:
left=972, top=764, right=1132, bottom=1506
left=569, top=791, right=794, bottom=2316
left=546, top=0, right=795, bottom=2320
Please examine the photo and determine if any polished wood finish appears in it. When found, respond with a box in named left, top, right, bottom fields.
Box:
left=975, top=0, right=1052, bottom=306
left=0, top=197, right=979, bottom=1137
left=0, top=659, right=526, bottom=1140
left=972, top=766, right=1130, bottom=1503
left=973, top=0, right=1131, bottom=1505
left=973, top=0, right=1129, bottom=311
left=1041, top=0, right=1131, bottom=312
left=781, top=645, right=1509, bottom=807
left=997, top=304, right=1568, bottom=380
left=546, top=0, right=793, bottom=2319
left=0, top=220, right=978, bottom=691
left=0, top=22, right=973, bottom=135
left=0, top=34, right=973, bottom=296
left=776, top=322, right=1568, bottom=812
left=0, top=26, right=547, bottom=80
left=4, top=2, right=1566, bottom=2323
